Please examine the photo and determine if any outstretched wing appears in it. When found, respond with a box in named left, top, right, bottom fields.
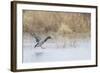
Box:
left=41, top=36, right=51, bottom=45
left=31, top=33, right=41, bottom=42
left=34, top=36, right=40, bottom=42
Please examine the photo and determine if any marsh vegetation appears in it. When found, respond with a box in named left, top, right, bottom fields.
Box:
left=22, top=10, right=91, bottom=63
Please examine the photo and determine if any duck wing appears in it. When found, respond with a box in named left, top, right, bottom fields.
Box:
left=31, top=33, right=41, bottom=42
left=34, top=36, right=40, bottom=42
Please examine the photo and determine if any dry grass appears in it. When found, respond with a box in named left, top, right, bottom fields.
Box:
left=23, top=10, right=91, bottom=39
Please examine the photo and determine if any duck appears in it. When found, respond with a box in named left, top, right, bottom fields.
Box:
left=31, top=33, right=52, bottom=49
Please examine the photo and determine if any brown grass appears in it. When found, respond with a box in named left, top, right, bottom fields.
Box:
left=23, top=10, right=91, bottom=38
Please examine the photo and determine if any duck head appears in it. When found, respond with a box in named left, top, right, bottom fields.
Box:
left=47, top=36, right=52, bottom=39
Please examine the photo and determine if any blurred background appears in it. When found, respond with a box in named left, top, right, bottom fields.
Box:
left=23, top=10, right=91, bottom=39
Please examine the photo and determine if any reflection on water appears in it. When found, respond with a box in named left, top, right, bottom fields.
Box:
left=22, top=34, right=91, bottom=63
left=35, top=52, right=43, bottom=56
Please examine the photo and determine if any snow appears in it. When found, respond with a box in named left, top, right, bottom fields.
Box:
left=22, top=33, right=91, bottom=63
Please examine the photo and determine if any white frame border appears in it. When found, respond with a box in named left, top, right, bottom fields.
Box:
left=16, top=3, right=97, bottom=69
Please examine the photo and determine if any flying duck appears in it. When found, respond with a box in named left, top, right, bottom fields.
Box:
left=31, top=33, right=52, bottom=49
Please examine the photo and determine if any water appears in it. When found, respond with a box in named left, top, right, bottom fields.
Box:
left=22, top=34, right=91, bottom=63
